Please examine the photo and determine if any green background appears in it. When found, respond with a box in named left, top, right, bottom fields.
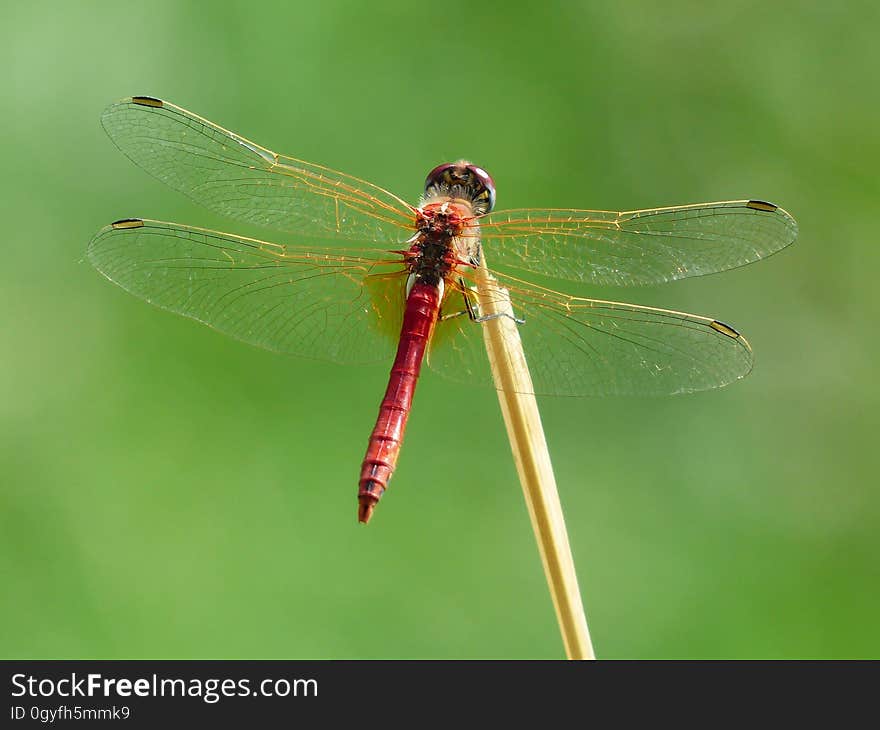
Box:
left=2, top=1, right=878, bottom=659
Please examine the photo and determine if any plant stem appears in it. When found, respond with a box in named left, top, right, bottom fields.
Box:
left=474, top=263, right=595, bottom=660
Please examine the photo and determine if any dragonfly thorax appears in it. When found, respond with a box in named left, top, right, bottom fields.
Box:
left=416, top=201, right=468, bottom=237
left=407, top=201, right=479, bottom=288
left=404, top=232, right=457, bottom=288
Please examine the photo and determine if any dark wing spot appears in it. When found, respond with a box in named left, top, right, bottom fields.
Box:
left=131, top=96, right=164, bottom=108
left=111, top=218, right=145, bottom=229
left=746, top=200, right=778, bottom=212
left=709, top=320, right=741, bottom=338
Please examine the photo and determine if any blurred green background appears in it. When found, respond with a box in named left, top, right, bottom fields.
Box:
left=2, top=0, right=878, bottom=659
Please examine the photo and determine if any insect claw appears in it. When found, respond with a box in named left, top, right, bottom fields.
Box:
left=474, top=312, right=525, bottom=325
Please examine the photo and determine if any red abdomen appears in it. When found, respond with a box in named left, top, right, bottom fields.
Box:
left=358, top=281, right=441, bottom=523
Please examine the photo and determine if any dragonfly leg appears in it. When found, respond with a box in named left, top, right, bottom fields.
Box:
left=439, top=279, right=525, bottom=324
left=439, top=278, right=476, bottom=321
left=473, top=311, right=525, bottom=325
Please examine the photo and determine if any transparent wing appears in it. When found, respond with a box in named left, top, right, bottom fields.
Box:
left=428, top=271, right=753, bottom=397
left=88, top=219, right=407, bottom=364
left=476, top=200, right=797, bottom=286
left=101, top=97, right=417, bottom=243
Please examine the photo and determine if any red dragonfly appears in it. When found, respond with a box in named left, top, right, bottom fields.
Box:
left=89, top=96, right=797, bottom=523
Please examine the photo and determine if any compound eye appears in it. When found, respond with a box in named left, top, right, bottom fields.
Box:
left=424, top=163, right=457, bottom=192
left=423, top=161, right=496, bottom=214
left=466, top=165, right=496, bottom=213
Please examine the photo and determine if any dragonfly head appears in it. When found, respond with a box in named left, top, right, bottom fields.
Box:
left=423, top=161, right=495, bottom=216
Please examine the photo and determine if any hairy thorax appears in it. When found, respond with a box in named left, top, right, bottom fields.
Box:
left=406, top=199, right=481, bottom=288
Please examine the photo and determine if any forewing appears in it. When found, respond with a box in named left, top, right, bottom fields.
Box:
left=101, top=97, right=416, bottom=244
left=478, top=200, right=797, bottom=286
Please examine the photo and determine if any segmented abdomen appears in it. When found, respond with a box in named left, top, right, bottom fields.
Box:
left=357, top=281, right=441, bottom=523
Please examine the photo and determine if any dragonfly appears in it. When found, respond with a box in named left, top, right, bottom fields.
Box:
left=88, top=96, right=797, bottom=523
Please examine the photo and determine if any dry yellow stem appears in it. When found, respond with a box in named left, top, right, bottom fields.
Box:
left=474, top=263, right=595, bottom=660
